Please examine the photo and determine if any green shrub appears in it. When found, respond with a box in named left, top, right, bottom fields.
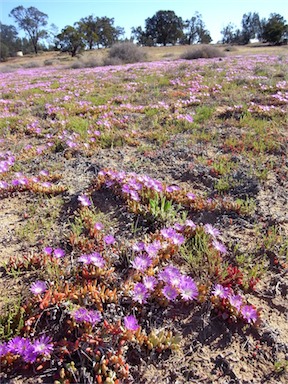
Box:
left=107, top=42, right=147, bottom=64
left=181, top=45, right=226, bottom=60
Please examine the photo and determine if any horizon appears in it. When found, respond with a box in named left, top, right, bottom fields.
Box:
left=1, top=0, right=288, bottom=44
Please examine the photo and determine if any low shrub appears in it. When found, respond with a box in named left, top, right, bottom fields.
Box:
left=67, top=57, right=104, bottom=69
left=22, top=61, right=40, bottom=68
left=223, top=45, right=238, bottom=52
left=103, top=56, right=123, bottom=66
left=107, top=42, right=147, bottom=64
left=44, top=59, right=54, bottom=66
left=181, top=45, right=226, bottom=60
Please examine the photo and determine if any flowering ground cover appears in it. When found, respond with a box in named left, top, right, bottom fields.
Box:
left=0, top=52, right=287, bottom=383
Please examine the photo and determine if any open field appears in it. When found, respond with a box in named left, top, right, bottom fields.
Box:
left=0, top=47, right=287, bottom=383
left=1, top=44, right=287, bottom=71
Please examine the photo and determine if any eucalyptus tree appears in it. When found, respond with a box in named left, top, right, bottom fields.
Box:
left=9, top=6, right=48, bottom=54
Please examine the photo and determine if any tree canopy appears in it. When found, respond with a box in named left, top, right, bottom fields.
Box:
left=140, top=10, right=184, bottom=46
left=184, top=12, right=212, bottom=45
left=9, top=6, right=48, bottom=54
left=56, top=25, right=85, bottom=57
left=262, top=13, right=287, bottom=44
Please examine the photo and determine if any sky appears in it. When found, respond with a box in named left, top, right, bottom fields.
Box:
left=1, top=0, right=288, bottom=43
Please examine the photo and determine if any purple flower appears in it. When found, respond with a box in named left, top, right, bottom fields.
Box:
left=122, top=184, right=131, bottom=194
left=132, top=241, right=145, bottom=252
left=212, top=284, right=230, bottom=299
left=228, top=294, right=243, bottom=311
left=43, top=246, right=53, bottom=255
left=32, top=335, right=53, bottom=356
left=104, top=235, right=115, bottom=245
left=73, top=307, right=88, bottom=322
left=53, top=248, right=65, bottom=258
left=212, top=240, right=227, bottom=254
left=174, top=223, right=185, bottom=232
left=94, top=222, right=104, bottom=231
left=171, top=233, right=185, bottom=246
left=89, top=252, right=106, bottom=268
left=160, top=227, right=177, bottom=239
left=185, top=219, right=196, bottom=229
left=41, top=182, right=52, bottom=188
left=78, top=194, right=91, bottom=206
left=144, top=243, right=160, bottom=258
left=143, top=275, right=157, bottom=291
left=30, top=280, right=47, bottom=295
left=0, top=343, right=7, bottom=357
left=78, top=254, right=91, bottom=264
left=187, top=192, right=196, bottom=200
left=7, top=337, right=28, bottom=354
left=130, top=190, right=140, bottom=201
left=166, top=185, right=180, bottom=193
left=132, top=283, right=149, bottom=304
left=241, top=305, right=258, bottom=323
left=87, top=310, right=102, bottom=324
left=73, top=307, right=101, bottom=325
left=131, top=255, right=152, bottom=272
left=162, top=284, right=178, bottom=301
left=158, top=265, right=181, bottom=284
left=39, top=170, right=49, bottom=177
left=204, top=224, right=220, bottom=238
left=7, top=337, right=36, bottom=362
left=124, top=315, right=139, bottom=331
left=178, top=275, right=198, bottom=301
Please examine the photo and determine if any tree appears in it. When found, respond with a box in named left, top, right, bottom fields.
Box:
left=241, top=12, right=261, bottom=44
left=9, top=6, right=48, bottom=54
left=76, top=15, right=98, bottom=50
left=94, top=17, right=124, bottom=48
left=221, top=23, right=242, bottom=44
left=56, top=26, right=85, bottom=56
left=145, top=10, right=184, bottom=46
left=76, top=16, right=124, bottom=49
left=262, top=13, right=287, bottom=44
left=184, top=12, right=211, bottom=44
left=0, top=22, right=19, bottom=57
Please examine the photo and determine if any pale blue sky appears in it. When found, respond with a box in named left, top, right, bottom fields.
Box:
left=1, top=0, right=287, bottom=43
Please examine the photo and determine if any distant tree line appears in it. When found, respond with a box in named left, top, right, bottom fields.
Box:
left=1, top=5, right=287, bottom=61
left=221, top=12, right=288, bottom=45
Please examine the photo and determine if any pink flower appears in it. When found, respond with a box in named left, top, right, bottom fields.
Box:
left=212, top=240, right=227, bottom=254
left=162, top=284, right=178, bottom=301
left=43, top=246, right=53, bottom=255
left=178, top=275, right=198, bottom=301
left=228, top=294, right=243, bottom=311
left=53, top=248, right=65, bottom=258
left=30, top=280, right=47, bottom=295
left=187, top=192, right=196, bottom=200
left=32, top=335, right=53, bottom=357
left=131, top=255, right=152, bottom=272
left=94, top=222, right=104, bottom=231
left=124, top=315, right=139, bottom=331
left=212, top=284, right=230, bottom=299
left=78, top=195, right=91, bottom=206
left=132, top=283, right=149, bottom=304
left=143, top=275, right=157, bottom=291
left=104, top=235, right=115, bottom=245
left=204, top=224, right=220, bottom=238
left=241, top=305, right=258, bottom=323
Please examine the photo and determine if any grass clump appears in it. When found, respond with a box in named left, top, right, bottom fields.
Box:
left=181, top=45, right=226, bottom=60
left=107, top=42, right=147, bottom=64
